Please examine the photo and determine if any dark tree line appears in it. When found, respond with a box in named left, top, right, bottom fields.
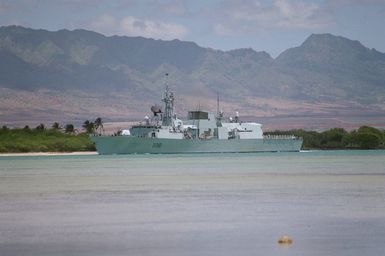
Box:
left=265, top=126, right=385, bottom=149
left=3, top=117, right=104, bottom=135
left=17, top=123, right=77, bottom=134
left=82, top=117, right=104, bottom=135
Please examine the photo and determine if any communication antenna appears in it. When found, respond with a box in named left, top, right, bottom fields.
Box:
left=165, top=73, right=169, bottom=91
left=217, top=92, right=220, bottom=117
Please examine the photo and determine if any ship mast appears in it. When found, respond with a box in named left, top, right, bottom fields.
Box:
left=161, top=73, right=174, bottom=126
left=216, top=92, right=223, bottom=126
left=217, top=92, right=219, bottom=117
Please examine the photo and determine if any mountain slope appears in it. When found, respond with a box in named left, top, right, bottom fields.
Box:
left=275, top=34, right=385, bottom=102
left=0, top=26, right=384, bottom=129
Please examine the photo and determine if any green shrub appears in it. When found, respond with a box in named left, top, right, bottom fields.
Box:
left=0, top=128, right=95, bottom=153
left=265, top=126, right=384, bottom=150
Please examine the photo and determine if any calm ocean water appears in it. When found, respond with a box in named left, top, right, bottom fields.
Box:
left=1, top=150, right=385, bottom=256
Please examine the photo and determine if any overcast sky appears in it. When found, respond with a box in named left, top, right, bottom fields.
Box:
left=1, top=0, right=384, bottom=57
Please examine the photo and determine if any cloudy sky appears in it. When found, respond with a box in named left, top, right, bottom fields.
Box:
left=1, top=0, right=384, bottom=56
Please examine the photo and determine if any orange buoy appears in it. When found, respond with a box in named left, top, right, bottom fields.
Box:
left=278, top=235, right=293, bottom=245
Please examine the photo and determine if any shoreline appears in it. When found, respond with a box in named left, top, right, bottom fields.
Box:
left=0, top=151, right=98, bottom=157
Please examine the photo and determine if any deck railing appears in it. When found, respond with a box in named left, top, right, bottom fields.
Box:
left=263, top=135, right=301, bottom=140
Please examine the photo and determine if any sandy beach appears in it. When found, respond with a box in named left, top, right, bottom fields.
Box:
left=0, top=151, right=98, bottom=157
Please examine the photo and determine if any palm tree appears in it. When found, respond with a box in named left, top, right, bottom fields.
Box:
left=35, top=123, right=45, bottom=131
left=52, top=122, right=61, bottom=130
left=94, top=117, right=104, bottom=135
left=82, top=120, right=95, bottom=134
left=65, top=124, right=75, bottom=134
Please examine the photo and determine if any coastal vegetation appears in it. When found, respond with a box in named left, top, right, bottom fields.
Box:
left=0, top=123, right=96, bottom=153
left=82, top=118, right=104, bottom=135
left=0, top=122, right=384, bottom=153
left=265, top=126, right=385, bottom=150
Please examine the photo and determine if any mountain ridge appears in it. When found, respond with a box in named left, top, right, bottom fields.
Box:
left=0, top=25, right=384, bottom=129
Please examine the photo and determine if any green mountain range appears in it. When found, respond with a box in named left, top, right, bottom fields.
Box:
left=0, top=25, right=384, bottom=130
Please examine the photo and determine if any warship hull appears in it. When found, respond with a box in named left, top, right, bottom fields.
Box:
left=91, top=136, right=303, bottom=154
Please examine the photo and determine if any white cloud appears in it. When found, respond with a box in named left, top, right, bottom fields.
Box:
left=274, top=0, right=325, bottom=28
left=151, top=0, right=187, bottom=16
left=120, top=16, right=188, bottom=39
left=212, top=0, right=331, bottom=35
left=89, top=14, right=117, bottom=33
left=87, top=14, right=188, bottom=40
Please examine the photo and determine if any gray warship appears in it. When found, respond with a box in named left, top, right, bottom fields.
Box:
left=91, top=78, right=302, bottom=154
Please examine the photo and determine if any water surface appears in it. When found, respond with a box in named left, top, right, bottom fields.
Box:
left=1, top=151, right=385, bottom=256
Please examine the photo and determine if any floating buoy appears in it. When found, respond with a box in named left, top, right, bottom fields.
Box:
left=278, top=235, right=293, bottom=245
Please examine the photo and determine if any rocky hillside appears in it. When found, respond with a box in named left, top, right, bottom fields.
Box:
left=0, top=26, right=384, bottom=129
